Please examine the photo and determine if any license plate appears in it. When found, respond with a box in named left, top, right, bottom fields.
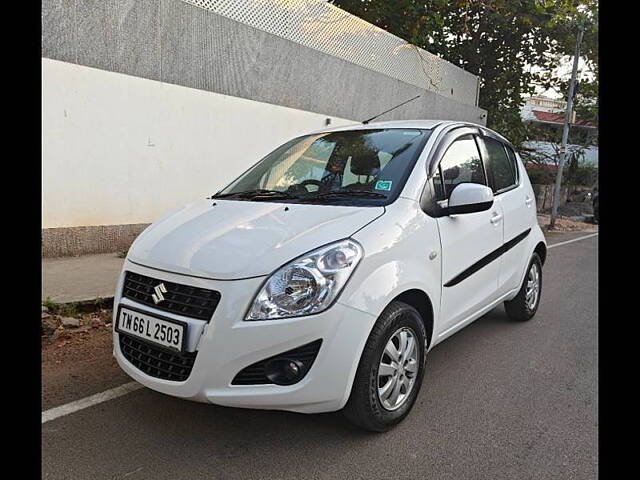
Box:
left=116, top=305, right=187, bottom=352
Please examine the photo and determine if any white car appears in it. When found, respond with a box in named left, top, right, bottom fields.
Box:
left=113, top=120, right=546, bottom=432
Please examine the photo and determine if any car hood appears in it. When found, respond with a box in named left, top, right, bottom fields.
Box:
left=128, top=199, right=384, bottom=280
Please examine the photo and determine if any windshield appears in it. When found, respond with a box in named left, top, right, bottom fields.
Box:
left=215, top=128, right=432, bottom=205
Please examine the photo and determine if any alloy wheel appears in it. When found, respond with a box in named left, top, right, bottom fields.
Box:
left=525, top=262, right=540, bottom=311
left=377, top=327, right=420, bottom=411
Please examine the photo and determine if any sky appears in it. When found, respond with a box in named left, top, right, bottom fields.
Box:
left=532, top=56, right=595, bottom=99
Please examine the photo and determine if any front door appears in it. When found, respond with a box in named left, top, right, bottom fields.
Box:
left=433, top=135, right=504, bottom=337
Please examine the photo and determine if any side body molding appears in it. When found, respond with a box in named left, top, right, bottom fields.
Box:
left=444, top=229, right=531, bottom=287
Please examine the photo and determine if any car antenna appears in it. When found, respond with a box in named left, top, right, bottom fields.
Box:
left=362, top=95, right=421, bottom=124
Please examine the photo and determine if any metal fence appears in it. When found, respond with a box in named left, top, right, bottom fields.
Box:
left=181, top=0, right=480, bottom=107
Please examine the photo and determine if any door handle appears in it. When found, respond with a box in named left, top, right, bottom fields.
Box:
left=525, top=196, right=533, bottom=207
left=490, top=212, right=503, bottom=225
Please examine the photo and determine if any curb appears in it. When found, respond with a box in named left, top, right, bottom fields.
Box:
left=43, top=296, right=115, bottom=312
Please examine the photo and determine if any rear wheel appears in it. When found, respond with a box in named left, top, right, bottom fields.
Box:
left=504, top=253, right=542, bottom=321
left=343, top=301, right=427, bottom=432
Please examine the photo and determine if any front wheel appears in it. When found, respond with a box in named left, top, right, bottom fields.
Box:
left=504, top=253, right=543, bottom=321
left=343, top=301, right=427, bottom=432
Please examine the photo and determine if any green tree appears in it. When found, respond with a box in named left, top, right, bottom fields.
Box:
left=539, top=2, right=598, bottom=128
left=332, top=0, right=598, bottom=147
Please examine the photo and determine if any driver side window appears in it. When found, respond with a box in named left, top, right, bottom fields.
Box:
left=434, top=135, right=486, bottom=201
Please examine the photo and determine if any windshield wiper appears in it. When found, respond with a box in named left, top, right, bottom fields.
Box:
left=212, top=189, right=300, bottom=200
left=301, top=190, right=388, bottom=200
left=212, top=188, right=387, bottom=203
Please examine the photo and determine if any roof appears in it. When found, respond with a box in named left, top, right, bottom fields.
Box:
left=312, top=119, right=495, bottom=135
left=316, top=119, right=449, bottom=133
left=308, top=119, right=512, bottom=148
left=531, top=110, right=596, bottom=127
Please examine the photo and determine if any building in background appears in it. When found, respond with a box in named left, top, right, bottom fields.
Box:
left=42, top=0, right=486, bottom=257
left=520, top=95, right=598, bottom=168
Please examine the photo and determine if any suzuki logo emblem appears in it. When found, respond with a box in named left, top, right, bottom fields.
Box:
left=152, top=283, right=168, bottom=304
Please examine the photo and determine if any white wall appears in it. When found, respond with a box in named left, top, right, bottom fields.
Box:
left=42, top=58, right=354, bottom=228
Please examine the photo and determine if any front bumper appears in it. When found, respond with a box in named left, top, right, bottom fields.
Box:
left=113, top=260, right=377, bottom=414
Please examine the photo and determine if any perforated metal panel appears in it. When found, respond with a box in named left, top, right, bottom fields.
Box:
left=180, top=0, right=479, bottom=106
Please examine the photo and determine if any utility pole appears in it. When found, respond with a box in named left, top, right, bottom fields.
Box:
left=549, top=25, right=584, bottom=229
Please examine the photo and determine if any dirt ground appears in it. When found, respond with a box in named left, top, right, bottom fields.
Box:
left=537, top=213, right=598, bottom=232
left=543, top=200, right=594, bottom=217
left=42, top=310, right=130, bottom=410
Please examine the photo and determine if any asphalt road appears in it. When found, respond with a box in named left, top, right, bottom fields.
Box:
left=42, top=232, right=598, bottom=480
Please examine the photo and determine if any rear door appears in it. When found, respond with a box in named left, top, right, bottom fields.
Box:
left=476, top=136, right=533, bottom=294
left=433, top=134, right=504, bottom=335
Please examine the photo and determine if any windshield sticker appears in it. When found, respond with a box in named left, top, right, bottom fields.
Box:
left=375, top=180, right=393, bottom=191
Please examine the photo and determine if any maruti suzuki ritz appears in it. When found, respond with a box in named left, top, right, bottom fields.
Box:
left=113, top=120, right=546, bottom=432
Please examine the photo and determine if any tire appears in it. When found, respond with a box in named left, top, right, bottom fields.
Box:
left=343, top=301, right=427, bottom=432
left=504, top=253, right=542, bottom=322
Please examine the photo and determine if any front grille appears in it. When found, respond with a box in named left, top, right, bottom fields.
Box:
left=122, top=271, right=221, bottom=320
left=119, top=333, right=197, bottom=382
left=232, top=340, right=323, bottom=385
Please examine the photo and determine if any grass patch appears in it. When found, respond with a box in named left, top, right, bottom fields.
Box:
left=42, top=296, right=57, bottom=312
left=43, top=296, right=114, bottom=317
left=42, top=297, right=80, bottom=318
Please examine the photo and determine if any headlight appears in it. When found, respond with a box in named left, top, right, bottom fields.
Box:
left=246, top=239, right=363, bottom=320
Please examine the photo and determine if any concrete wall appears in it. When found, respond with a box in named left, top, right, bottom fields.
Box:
left=42, top=0, right=485, bottom=124
left=42, top=0, right=487, bottom=256
left=42, top=58, right=354, bottom=229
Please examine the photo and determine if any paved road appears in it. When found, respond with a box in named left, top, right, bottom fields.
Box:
left=42, top=233, right=598, bottom=480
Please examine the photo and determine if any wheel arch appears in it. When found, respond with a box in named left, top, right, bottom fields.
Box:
left=534, top=241, right=547, bottom=266
left=390, top=289, right=434, bottom=350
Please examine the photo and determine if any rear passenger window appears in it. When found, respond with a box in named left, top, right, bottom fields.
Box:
left=504, top=146, right=519, bottom=183
left=435, top=135, right=486, bottom=200
left=483, top=137, right=516, bottom=192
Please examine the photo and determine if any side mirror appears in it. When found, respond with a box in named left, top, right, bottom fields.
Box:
left=446, top=183, right=494, bottom=215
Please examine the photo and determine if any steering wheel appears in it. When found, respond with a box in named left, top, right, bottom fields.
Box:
left=299, top=179, right=324, bottom=192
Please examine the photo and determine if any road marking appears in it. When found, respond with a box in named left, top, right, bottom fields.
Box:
left=42, top=381, right=143, bottom=424
left=548, top=232, right=598, bottom=249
